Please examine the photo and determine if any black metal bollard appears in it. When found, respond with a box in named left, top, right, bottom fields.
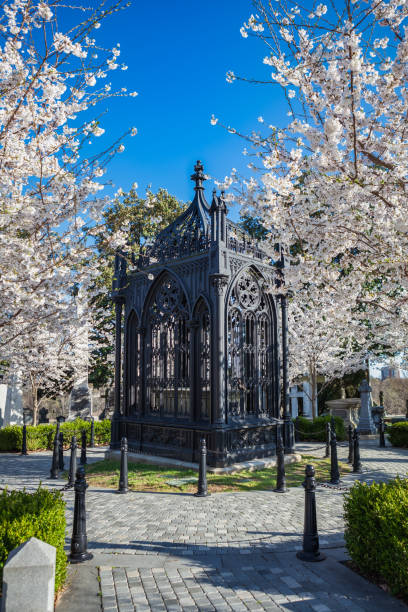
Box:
left=50, top=434, right=60, bottom=479
left=379, top=418, right=385, bottom=448
left=80, top=430, right=87, bottom=465
left=379, top=390, right=384, bottom=407
left=58, top=431, right=64, bottom=471
left=69, top=466, right=93, bottom=563
left=325, top=422, right=331, bottom=458
left=347, top=425, right=354, bottom=464
left=274, top=426, right=287, bottom=493
left=330, top=428, right=340, bottom=485
left=118, top=437, right=128, bottom=494
left=296, top=464, right=326, bottom=562
left=353, top=430, right=362, bottom=473
left=67, top=436, right=77, bottom=488
left=90, top=417, right=95, bottom=448
left=195, top=437, right=210, bottom=497
left=21, top=424, right=28, bottom=456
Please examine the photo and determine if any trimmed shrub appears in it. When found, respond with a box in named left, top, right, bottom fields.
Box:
left=387, top=421, right=408, bottom=448
left=0, top=418, right=111, bottom=452
left=0, top=487, right=67, bottom=592
left=0, top=426, right=22, bottom=451
left=344, top=478, right=408, bottom=596
left=293, top=415, right=346, bottom=441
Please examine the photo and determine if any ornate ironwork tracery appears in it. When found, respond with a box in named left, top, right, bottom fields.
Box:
left=227, top=268, right=275, bottom=419
left=126, top=310, right=141, bottom=415
left=146, top=275, right=190, bottom=419
left=193, top=299, right=211, bottom=421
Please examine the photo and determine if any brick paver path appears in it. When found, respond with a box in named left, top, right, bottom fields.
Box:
left=1, top=440, right=407, bottom=611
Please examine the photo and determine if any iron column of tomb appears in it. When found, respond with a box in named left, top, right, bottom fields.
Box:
left=111, top=250, right=127, bottom=448
left=276, top=250, right=294, bottom=453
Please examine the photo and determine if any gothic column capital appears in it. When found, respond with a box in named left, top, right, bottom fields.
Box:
left=210, top=274, right=229, bottom=296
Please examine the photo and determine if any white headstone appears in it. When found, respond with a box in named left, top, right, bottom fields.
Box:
left=0, top=383, right=7, bottom=427
left=1, top=537, right=56, bottom=612
left=0, top=369, right=24, bottom=426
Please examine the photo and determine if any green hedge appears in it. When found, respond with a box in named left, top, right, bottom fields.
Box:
left=387, top=421, right=408, bottom=448
left=344, top=478, right=408, bottom=596
left=0, top=487, right=67, bottom=592
left=0, top=418, right=111, bottom=452
left=293, top=415, right=346, bottom=441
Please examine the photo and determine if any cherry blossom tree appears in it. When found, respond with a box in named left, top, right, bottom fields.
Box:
left=218, top=0, right=408, bottom=388
left=0, top=0, right=137, bottom=398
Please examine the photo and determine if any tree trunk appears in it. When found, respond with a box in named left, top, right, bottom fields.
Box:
left=309, top=361, right=318, bottom=419
left=33, top=390, right=38, bottom=426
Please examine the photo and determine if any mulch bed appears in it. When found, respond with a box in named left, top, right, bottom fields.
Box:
left=342, top=560, right=408, bottom=606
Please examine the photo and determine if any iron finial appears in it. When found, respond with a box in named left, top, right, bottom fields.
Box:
left=191, top=160, right=206, bottom=191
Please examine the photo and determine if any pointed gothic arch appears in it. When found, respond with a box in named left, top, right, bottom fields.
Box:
left=144, top=272, right=191, bottom=419
left=226, top=266, right=278, bottom=419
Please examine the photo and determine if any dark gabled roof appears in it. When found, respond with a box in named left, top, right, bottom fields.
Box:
left=142, top=161, right=211, bottom=263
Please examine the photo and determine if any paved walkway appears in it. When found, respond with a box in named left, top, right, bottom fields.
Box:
left=0, top=441, right=407, bottom=611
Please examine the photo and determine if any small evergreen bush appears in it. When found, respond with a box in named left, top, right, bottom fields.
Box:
left=387, top=421, right=408, bottom=448
left=293, top=415, right=346, bottom=441
left=344, top=478, right=408, bottom=596
left=0, top=418, right=111, bottom=452
left=0, top=487, right=67, bottom=592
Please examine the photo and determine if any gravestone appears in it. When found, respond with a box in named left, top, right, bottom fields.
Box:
left=1, top=537, right=56, bottom=612
left=357, top=379, right=376, bottom=434
left=38, top=407, right=49, bottom=424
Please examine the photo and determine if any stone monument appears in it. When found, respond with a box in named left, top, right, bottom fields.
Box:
left=326, top=398, right=360, bottom=427
left=357, top=379, right=376, bottom=434
left=0, top=368, right=24, bottom=427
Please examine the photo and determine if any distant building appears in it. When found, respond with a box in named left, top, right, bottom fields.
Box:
left=381, top=366, right=408, bottom=380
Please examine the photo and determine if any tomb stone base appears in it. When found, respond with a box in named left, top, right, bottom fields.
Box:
left=110, top=417, right=281, bottom=468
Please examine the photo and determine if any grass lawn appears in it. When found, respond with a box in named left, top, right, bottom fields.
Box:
left=81, top=455, right=351, bottom=494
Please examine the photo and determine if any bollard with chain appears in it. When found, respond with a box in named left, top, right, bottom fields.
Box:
left=347, top=424, right=354, bottom=464
left=379, top=417, right=385, bottom=448
left=67, top=436, right=77, bottom=488
left=353, top=429, right=362, bottom=473
left=50, top=433, right=60, bottom=479
left=69, top=466, right=93, bottom=563
left=296, top=464, right=326, bottom=562
left=325, top=422, right=331, bottom=458
left=58, top=431, right=64, bottom=471
left=195, top=436, right=210, bottom=497
left=21, top=424, right=28, bottom=456
left=274, top=425, right=287, bottom=493
left=330, top=427, right=340, bottom=485
left=90, top=417, right=95, bottom=448
left=80, top=429, right=87, bottom=465
left=118, top=437, right=128, bottom=494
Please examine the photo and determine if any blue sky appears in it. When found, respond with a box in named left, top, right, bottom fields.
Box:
left=90, top=0, right=285, bottom=216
